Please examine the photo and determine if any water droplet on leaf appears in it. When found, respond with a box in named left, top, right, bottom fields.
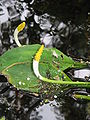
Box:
left=19, top=81, right=22, bottom=85
left=27, top=77, right=30, bottom=80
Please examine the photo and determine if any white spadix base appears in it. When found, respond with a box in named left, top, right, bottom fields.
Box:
left=33, top=59, right=43, bottom=80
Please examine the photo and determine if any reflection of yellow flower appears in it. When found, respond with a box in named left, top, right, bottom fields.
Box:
left=34, top=45, right=44, bottom=62
left=14, top=22, right=25, bottom=47
left=17, top=22, right=25, bottom=32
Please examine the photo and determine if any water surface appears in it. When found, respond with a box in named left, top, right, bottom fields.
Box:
left=0, top=0, right=90, bottom=120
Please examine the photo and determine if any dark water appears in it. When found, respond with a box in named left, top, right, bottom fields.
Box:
left=0, top=0, right=90, bottom=120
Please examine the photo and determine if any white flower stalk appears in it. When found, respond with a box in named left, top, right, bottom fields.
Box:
left=14, top=22, right=25, bottom=47
left=33, top=60, right=43, bottom=79
left=33, top=45, right=44, bottom=80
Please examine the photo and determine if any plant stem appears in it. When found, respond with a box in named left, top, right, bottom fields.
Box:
left=42, top=77, right=90, bottom=88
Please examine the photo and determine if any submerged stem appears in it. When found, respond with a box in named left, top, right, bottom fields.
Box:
left=73, top=94, right=90, bottom=100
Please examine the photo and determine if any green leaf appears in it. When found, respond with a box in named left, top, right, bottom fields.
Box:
left=0, top=44, right=75, bottom=72
left=0, top=44, right=89, bottom=93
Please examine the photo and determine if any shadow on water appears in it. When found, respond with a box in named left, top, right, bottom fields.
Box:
left=0, top=0, right=90, bottom=120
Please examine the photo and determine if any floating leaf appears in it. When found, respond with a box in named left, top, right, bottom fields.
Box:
left=0, top=44, right=89, bottom=94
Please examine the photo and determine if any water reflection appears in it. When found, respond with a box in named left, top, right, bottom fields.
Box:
left=34, top=13, right=70, bottom=48
left=0, top=0, right=89, bottom=58
left=30, top=100, right=65, bottom=120
left=0, top=3, right=9, bottom=23
left=74, top=68, right=90, bottom=80
left=30, top=97, right=90, bottom=120
left=0, top=0, right=90, bottom=120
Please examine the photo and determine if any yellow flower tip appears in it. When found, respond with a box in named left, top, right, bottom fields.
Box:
left=17, top=22, right=26, bottom=32
left=34, top=45, right=44, bottom=61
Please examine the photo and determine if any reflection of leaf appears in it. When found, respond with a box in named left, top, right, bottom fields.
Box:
left=73, top=94, right=90, bottom=100
left=0, top=44, right=89, bottom=94
left=0, top=116, right=5, bottom=120
left=86, top=103, right=90, bottom=115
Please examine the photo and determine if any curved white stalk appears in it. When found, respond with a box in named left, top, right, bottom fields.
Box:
left=14, top=22, right=25, bottom=47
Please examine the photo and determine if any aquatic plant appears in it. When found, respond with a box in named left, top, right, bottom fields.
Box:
left=0, top=22, right=90, bottom=100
